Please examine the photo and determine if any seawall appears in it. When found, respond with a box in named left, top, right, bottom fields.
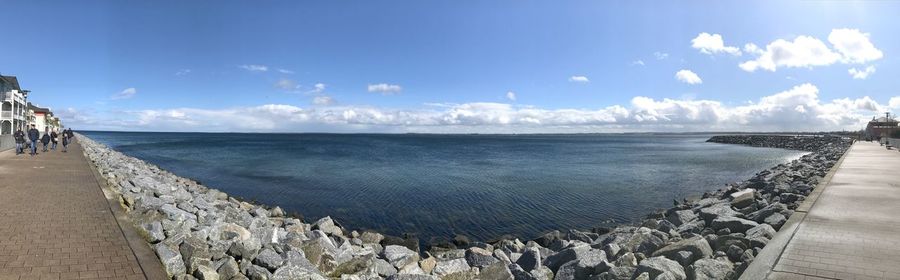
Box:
left=76, top=133, right=851, bottom=280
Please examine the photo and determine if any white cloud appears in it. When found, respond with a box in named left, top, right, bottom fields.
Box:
left=848, top=66, right=876, bottom=80
left=275, top=79, right=299, bottom=90
left=654, top=52, right=669, bottom=60
left=239, top=64, right=269, bottom=72
left=278, top=69, right=295, bottom=74
left=368, top=83, right=403, bottom=94
left=506, top=91, right=516, bottom=101
left=111, top=88, right=137, bottom=100
left=568, top=76, right=590, bottom=83
left=175, top=69, right=191, bottom=76
left=312, top=96, right=335, bottom=106
left=311, top=83, right=326, bottom=94
left=691, top=33, right=741, bottom=56
left=675, top=70, right=702, bottom=85
left=67, top=83, right=891, bottom=133
left=828, top=28, right=883, bottom=64
left=889, top=97, right=900, bottom=109
left=740, top=29, right=883, bottom=72
left=632, top=60, right=645, bottom=66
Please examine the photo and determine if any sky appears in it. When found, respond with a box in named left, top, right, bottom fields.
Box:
left=4, top=0, right=900, bottom=133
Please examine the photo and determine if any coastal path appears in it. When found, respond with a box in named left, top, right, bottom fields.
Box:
left=745, top=141, right=900, bottom=280
left=0, top=142, right=165, bottom=279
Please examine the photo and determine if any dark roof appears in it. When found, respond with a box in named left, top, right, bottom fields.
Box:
left=0, top=75, right=21, bottom=90
left=27, top=102, right=52, bottom=114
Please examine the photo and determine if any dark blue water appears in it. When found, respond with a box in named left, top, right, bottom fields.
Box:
left=80, top=132, right=805, bottom=241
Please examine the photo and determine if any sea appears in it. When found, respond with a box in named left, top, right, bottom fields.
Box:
left=80, top=132, right=806, bottom=241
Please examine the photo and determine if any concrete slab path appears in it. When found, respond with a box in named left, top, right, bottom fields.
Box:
left=753, top=141, right=900, bottom=280
left=0, top=141, right=165, bottom=280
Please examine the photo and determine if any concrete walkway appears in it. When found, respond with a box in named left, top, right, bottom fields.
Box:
left=752, top=141, right=900, bottom=280
left=0, top=142, right=164, bottom=280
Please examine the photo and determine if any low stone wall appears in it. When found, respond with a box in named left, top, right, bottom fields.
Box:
left=77, top=133, right=851, bottom=280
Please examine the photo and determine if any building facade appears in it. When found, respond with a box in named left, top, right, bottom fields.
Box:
left=865, top=112, right=899, bottom=140
left=28, top=103, right=57, bottom=133
left=1, top=75, right=28, bottom=134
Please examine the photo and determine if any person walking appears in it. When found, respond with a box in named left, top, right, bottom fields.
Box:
left=40, top=128, right=51, bottom=152
left=61, top=131, right=69, bottom=152
left=14, top=127, right=26, bottom=155
left=27, top=124, right=39, bottom=156
left=50, top=129, right=59, bottom=150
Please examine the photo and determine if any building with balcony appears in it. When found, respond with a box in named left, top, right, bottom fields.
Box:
left=28, top=103, right=57, bottom=134
left=865, top=112, right=899, bottom=140
left=1, top=75, right=29, bottom=135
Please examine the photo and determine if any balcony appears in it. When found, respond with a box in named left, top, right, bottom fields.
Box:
left=1, top=111, right=11, bottom=119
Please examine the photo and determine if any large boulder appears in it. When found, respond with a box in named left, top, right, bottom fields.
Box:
left=432, top=258, right=471, bottom=277
left=634, top=256, right=686, bottom=280
left=729, top=189, right=755, bottom=208
left=480, top=262, right=514, bottom=280
left=688, top=258, right=734, bottom=280
left=464, top=247, right=498, bottom=268
left=383, top=245, right=420, bottom=269
left=272, top=265, right=328, bottom=280
left=155, top=243, right=187, bottom=277
left=710, top=217, right=760, bottom=234
left=666, top=210, right=698, bottom=226
left=255, top=248, right=286, bottom=270
left=699, top=204, right=741, bottom=224
left=552, top=249, right=607, bottom=280
left=313, top=216, right=343, bottom=237
left=651, top=236, right=713, bottom=266
left=542, top=245, right=592, bottom=272
left=516, top=246, right=542, bottom=272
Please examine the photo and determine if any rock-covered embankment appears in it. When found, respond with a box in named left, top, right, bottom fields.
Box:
left=77, top=134, right=850, bottom=280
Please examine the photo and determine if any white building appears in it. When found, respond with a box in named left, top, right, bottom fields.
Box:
left=28, top=103, right=57, bottom=134
left=1, top=75, right=28, bottom=135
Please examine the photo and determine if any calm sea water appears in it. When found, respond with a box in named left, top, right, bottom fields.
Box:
left=80, top=132, right=805, bottom=241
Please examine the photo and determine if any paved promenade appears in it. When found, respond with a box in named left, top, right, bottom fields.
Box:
left=0, top=142, right=163, bottom=280
left=752, top=141, right=900, bottom=280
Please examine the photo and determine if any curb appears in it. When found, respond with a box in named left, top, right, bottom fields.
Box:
left=739, top=142, right=853, bottom=280
left=79, top=139, right=169, bottom=280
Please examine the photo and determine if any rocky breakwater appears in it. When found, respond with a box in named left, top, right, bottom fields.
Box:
left=77, top=134, right=850, bottom=280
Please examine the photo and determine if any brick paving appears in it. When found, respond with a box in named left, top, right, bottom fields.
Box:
left=0, top=142, right=154, bottom=280
left=768, top=141, right=900, bottom=280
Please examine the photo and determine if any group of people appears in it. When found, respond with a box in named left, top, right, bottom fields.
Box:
left=12, top=125, right=74, bottom=156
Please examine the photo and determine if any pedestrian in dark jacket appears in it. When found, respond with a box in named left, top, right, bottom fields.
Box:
left=61, top=132, right=69, bottom=152
left=27, top=125, right=39, bottom=156
left=41, top=128, right=51, bottom=152
left=14, top=128, right=26, bottom=155
left=50, top=130, right=58, bottom=150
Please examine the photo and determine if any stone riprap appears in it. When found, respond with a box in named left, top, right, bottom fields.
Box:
left=77, top=134, right=850, bottom=280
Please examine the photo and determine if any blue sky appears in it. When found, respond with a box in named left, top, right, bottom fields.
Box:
left=3, top=0, right=900, bottom=132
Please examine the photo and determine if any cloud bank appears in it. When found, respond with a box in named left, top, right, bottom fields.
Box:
left=739, top=29, right=882, bottom=72
left=68, top=84, right=895, bottom=133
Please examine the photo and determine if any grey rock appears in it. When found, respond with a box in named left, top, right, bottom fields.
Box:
left=606, top=266, right=636, bottom=280
left=676, top=220, right=706, bottom=235
left=746, top=224, right=776, bottom=248
left=553, top=249, right=607, bottom=280
left=432, top=258, right=471, bottom=277
left=193, top=265, right=219, bottom=280
left=271, top=265, right=327, bottom=280
left=763, top=213, right=787, bottom=230
left=729, top=189, right=755, bottom=208
left=601, top=243, right=621, bottom=259
left=313, top=216, right=343, bottom=236
left=464, top=247, right=498, bottom=268
left=245, top=264, right=273, bottom=280
left=634, top=256, right=685, bottom=280
left=270, top=206, right=284, bottom=217
left=155, top=243, right=187, bottom=277
left=726, top=245, right=744, bottom=262
left=255, top=248, right=286, bottom=270
left=651, top=236, right=713, bottom=265
left=360, top=231, right=384, bottom=244
left=698, top=204, right=741, bottom=224
left=688, top=258, right=734, bottom=280
left=180, top=236, right=211, bottom=273
left=228, top=237, right=262, bottom=259
left=666, top=210, right=698, bottom=226
left=216, top=257, right=240, bottom=279
left=710, top=216, right=760, bottom=234
left=481, top=262, right=514, bottom=280
left=373, top=258, right=398, bottom=276
left=386, top=274, right=439, bottom=280
left=383, top=245, right=419, bottom=269
left=517, top=246, right=542, bottom=272
left=143, top=221, right=166, bottom=243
